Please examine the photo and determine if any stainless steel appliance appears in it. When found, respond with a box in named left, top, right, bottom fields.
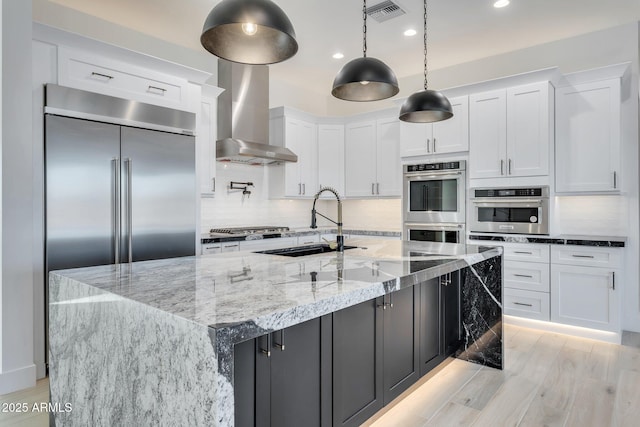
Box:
left=44, top=84, right=197, bottom=361
left=469, top=187, right=549, bottom=235
left=404, top=223, right=466, bottom=244
left=209, top=226, right=290, bottom=236
left=403, top=161, right=466, bottom=224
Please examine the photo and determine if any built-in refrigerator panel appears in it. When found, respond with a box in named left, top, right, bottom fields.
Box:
left=120, top=127, right=196, bottom=262
left=45, top=115, right=121, bottom=272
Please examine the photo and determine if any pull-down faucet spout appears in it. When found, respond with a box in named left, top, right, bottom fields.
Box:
left=310, top=187, right=344, bottom=253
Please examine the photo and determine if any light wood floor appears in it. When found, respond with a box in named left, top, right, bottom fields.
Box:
left=2, top=324, right=639, bottom=426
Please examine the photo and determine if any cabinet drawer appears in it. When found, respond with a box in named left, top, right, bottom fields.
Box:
left=504, top=261, right=550, bottom=292
left=239, top=237, right=298, bottom=251
left=202, top=244, right=222, bottom=255
left=58, top=47, right=188, bottom=110
left=297, top=235, right=320, bottom=246
left=550, top=246, right=622, bottom=268
left=502, top=243, right=550, bottom=263
left=504, top=288, right=550, bottom=321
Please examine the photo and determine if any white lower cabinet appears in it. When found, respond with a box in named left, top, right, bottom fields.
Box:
left=550, top=245, right=621, bottom=332
left=297, top=234, right=321, bottom=246
left=239, top=237, right=298, bottom=252
left=502, top=243, right=550, bottom=321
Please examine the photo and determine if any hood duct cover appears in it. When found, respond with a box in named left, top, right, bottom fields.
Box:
left=216, top=60, right=297, bottom=165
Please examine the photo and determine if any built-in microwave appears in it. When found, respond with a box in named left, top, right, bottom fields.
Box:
left=469, top=187, right=549, bottom=235
left=403, top=161, right=466, bottom=224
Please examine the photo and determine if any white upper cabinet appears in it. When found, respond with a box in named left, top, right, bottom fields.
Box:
left=198, top=89, right=218, bottom=195
left=345, top=116, right=401, bottom=198
left=317, top=124, right=345, bottom=198
left=469, top=82, right=552, bottom=179
left=269, top=112, right=318, bottom=198
left=555, top=78, right=621, bottom=193
left=400, top=96, right=469, bottom=157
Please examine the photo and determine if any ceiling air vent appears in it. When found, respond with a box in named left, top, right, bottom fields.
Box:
left=366, top=0, right=406, bottom=23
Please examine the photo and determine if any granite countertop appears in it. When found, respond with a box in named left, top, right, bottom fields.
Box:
left=201, top=227, right=402, bottom=243
left=469, top=233, right=626, bottom=247
left=50, top=238, right=500, bottom=341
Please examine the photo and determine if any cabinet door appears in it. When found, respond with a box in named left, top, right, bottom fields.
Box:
left=383, top=286, right=419, bottom=404
left=442, top=272, right=462, bottom=355
left=198, top=96, right=216, bottom=194
left=432, top=95, right=469, bottom=154
left=469, top=89, right=507, bottom=179
left=333, top=298, right=383, bottom=427
left=555, top=79, right=621, bottom=193
left=400, top=122, right=430, bottom=157
left=550, top=265, right=619, bottom=332
left=345, top=121, right=377, bottom=197
left=297, top=120, right=318, bottom=197
left=234, top=339, right=256, bottom=427
left=317, top=124, right=345, bottom=197
left=419, top=278, right=442, bottom=376
left=506, top=82, right=551, bottom=177
left=375, top=117, right=401, bottom=197
left=284, top=118, right=304, bottom=197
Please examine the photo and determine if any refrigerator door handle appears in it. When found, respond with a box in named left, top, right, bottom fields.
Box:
left=125, top=158, right=133, bottom=263
left=112, top=158, right=121, bottom=264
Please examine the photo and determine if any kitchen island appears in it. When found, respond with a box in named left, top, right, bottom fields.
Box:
left=48, top=239, right=503, bottom=426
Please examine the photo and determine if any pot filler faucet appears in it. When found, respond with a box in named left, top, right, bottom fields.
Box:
left=310, top=187, right=344, bottom=253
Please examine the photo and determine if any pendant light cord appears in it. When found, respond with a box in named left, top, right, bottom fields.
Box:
left=423, top=0, right=428, bottom=90
left=363, top=0, right=367, bottom=58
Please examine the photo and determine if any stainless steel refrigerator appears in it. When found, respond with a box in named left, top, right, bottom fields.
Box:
left=44, top=85, right=197, bottom=360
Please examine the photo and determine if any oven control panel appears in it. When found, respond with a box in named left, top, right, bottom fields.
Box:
left=405, top=161, right=465, bottom=173
left=473, top=187, right=547, bottom=198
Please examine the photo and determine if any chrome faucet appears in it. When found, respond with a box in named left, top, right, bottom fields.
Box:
left=310, top=187, right=344, bottom=253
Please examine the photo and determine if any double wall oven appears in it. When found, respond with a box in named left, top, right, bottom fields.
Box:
left=403, top=161, right=466, bottom=243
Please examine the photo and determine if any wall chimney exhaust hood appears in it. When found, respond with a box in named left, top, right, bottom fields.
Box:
left=216, top=60, right=297, bottom=165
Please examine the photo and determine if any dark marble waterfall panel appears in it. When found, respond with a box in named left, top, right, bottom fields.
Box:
left=455, top=256, right=503, bottom=370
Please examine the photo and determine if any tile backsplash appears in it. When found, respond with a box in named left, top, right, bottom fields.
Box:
left=200, top=163, right=402, bottom=233
left=554, top=195, right=628, bottom=236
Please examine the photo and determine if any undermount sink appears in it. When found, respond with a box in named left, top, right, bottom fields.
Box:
left=254, top=244, right=357, bottom=257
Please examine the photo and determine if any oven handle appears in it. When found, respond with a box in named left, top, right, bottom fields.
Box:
left=471, top=199, right=545, bottom=206
left=405, top=171, right=464, bottom=179
left=406, top=224, right=465, bottom=232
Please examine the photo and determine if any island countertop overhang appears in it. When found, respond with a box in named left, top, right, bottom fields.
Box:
left=49, top=239, right=502, bottom=345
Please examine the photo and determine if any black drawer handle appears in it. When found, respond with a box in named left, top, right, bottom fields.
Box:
left=572, top=254, right=595, bottom=259
left=513, top=251, right=533, bottom=255
left=513, top=302, right=533, bottom=307
left=90, top=71, right=113, bottom=80
left=513, top=274, right=534, bottom=278
left=148, top=85, right=167, bottom=95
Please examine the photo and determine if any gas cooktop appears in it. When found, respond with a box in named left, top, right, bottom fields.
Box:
left=209, top=226, right=290, bottom=236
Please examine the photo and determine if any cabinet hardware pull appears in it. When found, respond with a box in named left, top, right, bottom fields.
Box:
left=426, top=138, right=431, bottom=153
left=613, top=171, right=617, bottom=189
left=259, top=335, right=271, bottom=357
left=513, top=302, right=533, bottom=307
left=514, top=274, right=534, bottom=278
left=224, top=244, right=238, bottom=248
left=372, top=183, right=375, bottom=195
left=376, top=182, right=380, bottom=195
left=500, top=160, right=504, bottom=175
left=90, top=71, right=113, bottom=80
left=212, top=177, right=216, bottom=192
left=513, top=251, right=533, bottom=255
left=508, top=158, right=512, bottom=175
left=147, top=85, right=167, bottom=95
left=302, top=183, right=305, bottom=195
left=572, top=254, right=594, bottom=259
left=298, top=183, right=302, bottom=195
left=433, top=138, right=436, bottom=153
left=389, top=294, right=393, bottom=309
left=612, top=272, right=616, bottom=290
left=274, top=330, right=285, bottom=351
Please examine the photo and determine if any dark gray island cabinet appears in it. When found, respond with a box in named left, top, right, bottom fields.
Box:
left=48, top=240, right=502, bottom=427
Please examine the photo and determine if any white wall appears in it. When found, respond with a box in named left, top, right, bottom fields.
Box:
left=0, top=0, right=35, bottom=394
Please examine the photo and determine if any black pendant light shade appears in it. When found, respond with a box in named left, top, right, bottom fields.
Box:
left=400, top=0, right=453, bottom=123
left=399, top=90, right=453, bottom=123
left=332, top=57, right=400, bottom=102
left=200, top=0, right=298, bottom=65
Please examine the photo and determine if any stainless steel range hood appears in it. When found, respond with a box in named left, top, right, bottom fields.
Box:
left=217, top=60, right=297, bottom=165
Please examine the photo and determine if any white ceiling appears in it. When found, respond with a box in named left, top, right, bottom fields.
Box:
left=45, top=0, right=640, bottom=91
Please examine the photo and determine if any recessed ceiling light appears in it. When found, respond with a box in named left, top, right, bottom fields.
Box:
left=332, top=52, right=344, bottom=59
left=494, top=0, right=510, bottom=8
left=404, top=29, right=417, bottom=37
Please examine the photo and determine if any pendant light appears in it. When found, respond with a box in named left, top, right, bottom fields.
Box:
left=399, top=0, right=453, bottom=123
left=200, top=0, right=298, bottom=65
left=332, top=0, right=399, bottom=102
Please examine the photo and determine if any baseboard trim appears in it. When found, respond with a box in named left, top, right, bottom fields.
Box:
left=504, top=315, right=621, bottom=344
left=0, top=364, right=37, bottom=395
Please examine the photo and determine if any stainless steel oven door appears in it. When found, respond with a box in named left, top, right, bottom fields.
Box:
left=403, top=170, right=465, bottom=224
left=404, top=223, right=465, bottom=243
left=469, top=198, right=549, bottom=235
